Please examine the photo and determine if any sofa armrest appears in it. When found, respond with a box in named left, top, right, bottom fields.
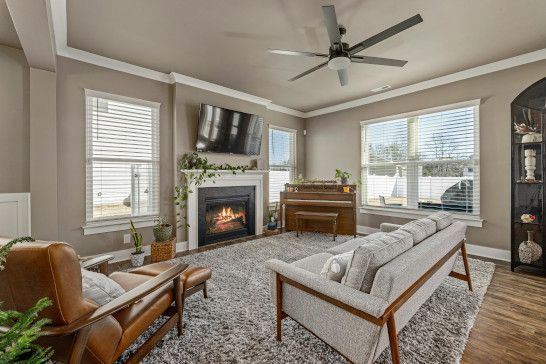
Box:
left=265, top=259, right=388, bottom=318
left=380, top=223, right=402, bottom=233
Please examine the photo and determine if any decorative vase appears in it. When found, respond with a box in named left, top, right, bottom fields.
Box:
left=341, top=177, right=348, bottom=185
left=518, top=230, right=542, bottom=264
left=153, top=224, right=173, bottom=242
left=522, top=132, right=542, bottom=143
left=131, top=252, right=146, bottom=267
left=524, top=149, right=536, bottom=181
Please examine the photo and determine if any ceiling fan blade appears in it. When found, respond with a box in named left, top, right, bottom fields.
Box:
left=348, top=14, right=423, bottom=55
left=351, top=55, right=407, bottom=67
left=268, top=49, right=328, bottom=58
left=337, top=69, right=348, bottom=86
left=288, top=61, right=328, bottom=82
left=322, top=5, right=342, bottom=47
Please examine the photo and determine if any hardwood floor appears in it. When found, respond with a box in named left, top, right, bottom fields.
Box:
left=461, top=259, right=546, bottom=364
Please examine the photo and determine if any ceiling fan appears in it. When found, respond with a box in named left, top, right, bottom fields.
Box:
left=268, top=5, right=423, bottom=86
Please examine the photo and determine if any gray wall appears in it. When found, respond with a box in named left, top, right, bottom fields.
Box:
left=30, top=68, right=58, bottom=240
left=56, top=57, right=173, bottom=256
left=172, top=83, right=306, bottom=241
left=305, top=59, right=546, bottom=251
left=0, top=45, right=29, bottom=193
left=55, top=58, right=305, bottom=256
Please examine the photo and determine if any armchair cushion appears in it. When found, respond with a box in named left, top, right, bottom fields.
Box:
left=81, top=269, right=125, bottom=306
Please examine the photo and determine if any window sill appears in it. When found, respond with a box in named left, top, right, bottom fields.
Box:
left=82, top=216, right=157, bottom=235
left=359, top=206, right=483, bottom=227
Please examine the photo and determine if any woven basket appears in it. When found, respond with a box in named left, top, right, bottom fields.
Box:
left=150, top=237, right=176, bottom=263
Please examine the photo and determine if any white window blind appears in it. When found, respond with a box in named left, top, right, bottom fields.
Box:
left=269, top=126, right=296, bottom=203
left=85, top=90, right=160, bottom=223
left=361, top=100, right=480, bottom=216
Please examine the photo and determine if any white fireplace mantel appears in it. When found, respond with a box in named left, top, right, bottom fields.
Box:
left=180, top=169, right=267, bottom=250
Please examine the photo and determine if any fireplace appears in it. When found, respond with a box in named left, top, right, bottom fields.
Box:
left=198, top=186, right=256, bottom=246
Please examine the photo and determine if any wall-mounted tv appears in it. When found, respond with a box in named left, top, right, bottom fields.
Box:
left=196, top=104, right=263, bottom=155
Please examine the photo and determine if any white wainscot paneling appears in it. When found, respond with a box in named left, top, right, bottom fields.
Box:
left=0, top=193, right=31, bottom=238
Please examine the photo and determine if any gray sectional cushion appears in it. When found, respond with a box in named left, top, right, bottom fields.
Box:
left=81, top=269, right=125, bottom=306
left=428, top=211, right=453, bottom=230
left=342, top=231, right=413, bottom=293
left=292, top=252, right=333, bottom=275
left=326, top=232, right=386, bottom=255
left=399, top=217, right=437, bottom=245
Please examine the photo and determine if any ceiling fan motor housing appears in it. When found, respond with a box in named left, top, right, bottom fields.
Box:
left=328, top=42, right=351, bottom=70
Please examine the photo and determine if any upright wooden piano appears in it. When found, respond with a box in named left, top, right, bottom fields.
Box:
left=280, top=182, right=357, bottom=237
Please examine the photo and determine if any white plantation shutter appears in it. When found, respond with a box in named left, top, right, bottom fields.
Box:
left=85, top=90, right=160, bottom=223
left=361, top=100, right=480, bottom=216
left=269, top=126, right=296, bottom=203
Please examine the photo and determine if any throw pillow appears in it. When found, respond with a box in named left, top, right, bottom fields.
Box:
left=399, top=217, right=436, bottom=245
left=320, top=251, right=354, bottom=282
left=428, top=211, right=453, bottom=230
left=81, top=269, right=125, bottom=306
left=342, top=231, right=413, bottom=293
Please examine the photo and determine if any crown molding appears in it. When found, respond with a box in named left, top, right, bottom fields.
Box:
left=266, top=103, right=306, bottom=118
left=304, top=48, right=546, bottom=118
left=169, top=72, right=271, bottom=106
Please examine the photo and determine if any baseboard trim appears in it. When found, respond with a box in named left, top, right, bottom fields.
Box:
left=465, top=243, right=510, bottom=262
left=98, top=241, right=189, bottom=263
left=356, top=225, right=510, bottom=262
left=356, top=225, right=380, bottom=235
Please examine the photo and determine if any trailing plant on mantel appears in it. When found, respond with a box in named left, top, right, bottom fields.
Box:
left=174, top=152, right=250, bottom=229
left=0, top=237, right=53, bottom=363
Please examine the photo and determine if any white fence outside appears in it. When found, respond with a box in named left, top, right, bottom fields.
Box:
left=366, top=175, right=472, bottom=202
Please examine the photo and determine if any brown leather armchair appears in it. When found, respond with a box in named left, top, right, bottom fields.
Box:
left=0, top=242, right=188, bottom=364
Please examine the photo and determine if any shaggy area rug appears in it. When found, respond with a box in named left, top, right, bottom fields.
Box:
left=119, top=232, right=495, bottom=364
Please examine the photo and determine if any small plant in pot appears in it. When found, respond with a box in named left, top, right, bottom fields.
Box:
left=153, top=216, right=173, bottom=242
left=129, top=220, right=145, bottom=267
left=335, top=169, right=351, bottom=185
left=267, top=202, right=279, bottom=230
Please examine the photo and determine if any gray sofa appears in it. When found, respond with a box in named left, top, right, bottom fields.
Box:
left=265, top=218, right=472, bottom=364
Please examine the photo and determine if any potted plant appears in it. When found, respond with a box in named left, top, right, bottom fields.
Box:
left=129, top=220, right=145, bottom=267
left=268, top=202, right=279, bottom=230
left=335, top=169, right=351, bottom=185
left=153, top=216, right=172, bottom=242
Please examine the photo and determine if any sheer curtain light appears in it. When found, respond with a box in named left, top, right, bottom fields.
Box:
left=269, top=126, right=296, bottom=203
left=361, top=100, right=480, bottom=216
left=85, top=90, right=160, bottom=224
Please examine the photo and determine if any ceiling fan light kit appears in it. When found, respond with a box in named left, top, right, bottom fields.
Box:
left=268, top=5, right=423, bottom=86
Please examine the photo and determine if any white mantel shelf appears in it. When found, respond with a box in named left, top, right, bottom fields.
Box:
left=182, top=170, right=265, bottom=250
left=180, top=169, right=269, bottom=174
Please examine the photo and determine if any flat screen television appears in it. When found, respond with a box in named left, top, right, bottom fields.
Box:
left=196, top=104, right=263, bottom=155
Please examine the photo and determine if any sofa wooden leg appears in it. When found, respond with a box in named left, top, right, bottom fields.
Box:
left=174, top=276, right=184, bottom=336
left=386, top=314, right=400, bottom=364
left=461, top=240, right=473, bottom=292
left=276, top=273, right=283, bottom=341
left=203, top=281, right=209, bottom=298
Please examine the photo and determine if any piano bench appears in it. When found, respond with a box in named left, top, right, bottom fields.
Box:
left=294, top=211, right=339, bottom=241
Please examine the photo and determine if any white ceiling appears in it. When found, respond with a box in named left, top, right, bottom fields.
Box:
left=0, top=0, right=20, bottom=48
left=10, top=0, right=546, bottom=112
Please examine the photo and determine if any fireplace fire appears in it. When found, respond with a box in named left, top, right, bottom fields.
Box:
left=198, top=186, right=256, bottom=247
left=206, top=203, right=247, bottom=234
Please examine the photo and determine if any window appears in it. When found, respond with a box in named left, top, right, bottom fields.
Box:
left=85, top=90, right=160, bottom=225
left=269, top=126, right=296, bottom=203
left=361, top=100, right=480, bottom=216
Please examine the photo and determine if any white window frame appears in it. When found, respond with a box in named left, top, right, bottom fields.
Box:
left=360, top=99, right=483, bottom=227
left=268, top=125, right=297, bottom=204
left=82, top=89, right=161, bottom=235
